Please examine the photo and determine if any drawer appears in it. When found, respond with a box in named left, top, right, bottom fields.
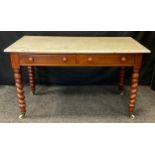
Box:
left=19, top=54, right=77, bottom=66
left=78, top=54, right=135, bottom=66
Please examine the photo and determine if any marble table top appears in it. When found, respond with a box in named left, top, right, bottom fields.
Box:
left=4, top=36, right=150, bottom=54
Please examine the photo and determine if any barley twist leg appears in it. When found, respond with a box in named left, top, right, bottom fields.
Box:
left=28, top=66, right=36, bottom=95
left=13, top=68, right=26, bottom=119
left=118, top=67, right=125, bottom=95
left=128, top=68, right=140, bottom=119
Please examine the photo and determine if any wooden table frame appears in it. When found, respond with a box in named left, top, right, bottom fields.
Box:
left=10, top=52, right=142, bottom=119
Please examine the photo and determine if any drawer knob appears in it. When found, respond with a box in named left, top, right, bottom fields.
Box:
left=28, top=57, right=34, bottom=62
left=88, top=57, right=93, bottom=62
left=121, top=56, right=127, bottom=62
left=62, top=57, right=68, bottom=62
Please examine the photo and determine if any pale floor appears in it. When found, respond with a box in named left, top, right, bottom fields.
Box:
left=0, top=85, right=155, bottom=123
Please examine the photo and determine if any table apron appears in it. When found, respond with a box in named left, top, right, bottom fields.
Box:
left=17, top=54, right=140, bottom=67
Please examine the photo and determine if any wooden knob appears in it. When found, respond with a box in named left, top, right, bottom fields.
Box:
left=121, top=56, right=127, bottom=62
left=88, top=57, right=93, bottom=62
left=62, top=57, right=67, bottom=62
left=28, top=57, right=34, bottom=62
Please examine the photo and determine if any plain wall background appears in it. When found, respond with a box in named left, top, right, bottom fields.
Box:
left=0, top=31, right=155, bottom=86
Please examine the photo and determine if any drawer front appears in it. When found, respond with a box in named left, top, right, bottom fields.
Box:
left=78, top=54, right=135, bottom=66
left=19, top=54, right=77, bottom=66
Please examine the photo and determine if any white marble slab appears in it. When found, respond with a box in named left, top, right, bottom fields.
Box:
left=4, top=36, right=150, bottom=54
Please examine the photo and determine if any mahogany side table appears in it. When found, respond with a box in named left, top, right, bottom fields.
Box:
left=4, top=36, right=150, bottom=119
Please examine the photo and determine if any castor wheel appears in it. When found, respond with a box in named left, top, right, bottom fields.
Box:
left=120, top=91, right=125, bottom=96
left=129, top=114, right=135, bottom=120
left=18, top=112, right=26, bottom=119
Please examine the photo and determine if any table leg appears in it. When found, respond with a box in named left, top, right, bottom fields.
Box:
left=13, top=68, right=26, bottom=119
left=118, top=67, right=125, bottom=95
left=128, top=67, right=140, bottom=119
left=27, top=66, right=36, bottom=95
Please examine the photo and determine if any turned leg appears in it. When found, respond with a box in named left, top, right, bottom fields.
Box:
left=128, top=68, right=140, bottom=119
left=118, top=67, right=125, bottom=95
left=27, top=66, right=36, bottom=95
left=13, top=68, right=26, bottom=119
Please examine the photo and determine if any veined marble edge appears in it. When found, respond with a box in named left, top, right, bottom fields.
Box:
left=131, top=37, right=151, bottom=53
left=4, top=36, right=151, bottom=53
left=4, top=50, right=150, bottom=54
left=4, top=36, right=25, bottom=52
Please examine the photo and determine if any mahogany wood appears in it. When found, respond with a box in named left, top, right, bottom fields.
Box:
left=19, top=54, right=134, bottom=67
left=13, top=68, right=26, bottom=113
left=78, top=54, right=134, bottom=66
left=128, top=68, right=140, bottom=113
left=10, top=52, right=143, bottom=117
left=27, top=66, right=35, bottom=94
left=19, top=54, right=77, bottom=66
left=118, top=67, right=126, bottom=91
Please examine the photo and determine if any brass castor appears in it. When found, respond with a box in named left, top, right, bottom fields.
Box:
left=129, top=113, right=135, bottom=120
left=18, top=112, right=26, bottom=119
left=120, top=91, right=125, bottom=96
